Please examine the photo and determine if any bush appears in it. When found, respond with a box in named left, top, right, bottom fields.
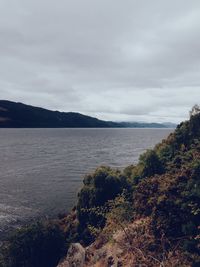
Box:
left=0, top=221, right=66, bottom=267
left=76, top=166, right=131, bottom=243
left=139, top=150, right=164, bottom=178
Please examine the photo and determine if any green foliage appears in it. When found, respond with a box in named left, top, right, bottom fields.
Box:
left=139, top=149, right=164, bottom=178
left=156, top=140, right=175, bottom=164
left=76, top=112, right=200, bottom=253
left=129, top=149, right=164, bottom=184
left=106, top=191, right=134, bottom=225
left=78, top=191, right=134, bottom=247
left=0, top=221, right=66, bottom=267
left=130, top=112, right=200, bottom=258
left=133, top=160, right=200, bottom=254
left=77, top=166, right=131, bottom=244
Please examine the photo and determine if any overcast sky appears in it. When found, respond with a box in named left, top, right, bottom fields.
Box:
left=0, top=0, right=200, bottom=123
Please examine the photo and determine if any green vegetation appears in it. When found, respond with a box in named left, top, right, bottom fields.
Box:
left=1, top=109, right=200, bottom=266
left=0, top=221, right=66, bottom=267
left=76, top=166, right=131, bottom=244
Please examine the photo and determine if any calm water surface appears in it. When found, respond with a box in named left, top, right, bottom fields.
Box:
left=0, top=128, right=172, bottom=235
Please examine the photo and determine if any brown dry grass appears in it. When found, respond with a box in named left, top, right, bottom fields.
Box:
left=84, top=217, right=192, bottom=267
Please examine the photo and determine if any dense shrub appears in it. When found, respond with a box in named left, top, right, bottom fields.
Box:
left=0, top=221, right=66, bottom=267
left=127, top=149, right=165, bottom=184
left=139, top=149, right=165, bottom=177
left=77, top=166, right=131, bottom=243
left=133, top=164, right=200, bottom=255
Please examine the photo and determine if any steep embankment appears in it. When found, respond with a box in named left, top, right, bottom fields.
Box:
left=0, top=112, right=199, bottom=267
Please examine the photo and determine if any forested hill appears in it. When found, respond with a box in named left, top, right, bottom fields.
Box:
left=0, top=100, right=173, bottom=128
left=0, top=100, right=116, bottom=128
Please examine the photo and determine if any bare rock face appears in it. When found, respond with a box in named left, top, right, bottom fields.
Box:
left=57, top=243, right=85, bottom=267
left=57, top=258, right=70, bottom=267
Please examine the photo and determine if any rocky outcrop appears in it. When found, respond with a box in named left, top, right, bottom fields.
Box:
left=57, top=243, right=85, bottom=267
left=57, top=218, right=190, bottom=267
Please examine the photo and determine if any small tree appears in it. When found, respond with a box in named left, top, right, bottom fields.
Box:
left=190, top=104, right=200, bottom=118
left=0, top=222, right=66, bottom=267
left=139, top=150, right=164, bottom=178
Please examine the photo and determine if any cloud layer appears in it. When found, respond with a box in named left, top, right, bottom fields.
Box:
left=0, top=0, right=200, bottom=122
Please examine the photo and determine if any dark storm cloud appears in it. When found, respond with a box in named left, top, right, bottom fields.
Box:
left=0, top=0, right=200, bottom=122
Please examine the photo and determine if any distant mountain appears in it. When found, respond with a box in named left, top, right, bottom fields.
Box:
left=117, top=121, right=176, bottom=128
left=0, top=100, right=175, bottom=128
left=162, top=122, right=177, bottom=128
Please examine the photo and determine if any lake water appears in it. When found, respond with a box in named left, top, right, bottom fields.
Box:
left=0, top=128, right=172, bottom=236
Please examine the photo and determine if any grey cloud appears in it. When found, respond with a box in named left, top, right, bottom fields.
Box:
left=0, top=0, right=200, bottom=123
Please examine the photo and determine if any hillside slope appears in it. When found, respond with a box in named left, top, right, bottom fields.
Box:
left=67, top=111, right=200, bottom=266
left=0, top=100, right=116, bottom=128
left=0, top=100, right=173, bottom=128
